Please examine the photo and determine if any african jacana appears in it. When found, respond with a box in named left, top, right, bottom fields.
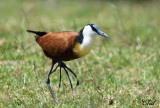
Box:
left=27, top=24, right=109, bottom=104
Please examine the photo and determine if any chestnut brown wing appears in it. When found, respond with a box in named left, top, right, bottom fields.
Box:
left=37, top=31, right=79, bottom=60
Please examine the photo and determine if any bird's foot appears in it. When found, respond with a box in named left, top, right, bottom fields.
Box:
left=46, top=61, right=79, bottom=104
left=58, top=61, right=79, bottom=90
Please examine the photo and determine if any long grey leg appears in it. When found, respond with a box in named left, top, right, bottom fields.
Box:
left=46, top=64, right=59, bottom=104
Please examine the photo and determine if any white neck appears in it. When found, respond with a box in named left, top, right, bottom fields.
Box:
left=76, top=25, right=96, bottom=57
left=73, top=25, right=97, bottom=57
left=81, top=26, right=96, bottom=49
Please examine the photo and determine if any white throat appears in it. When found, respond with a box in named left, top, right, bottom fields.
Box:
left=73, top=25, right=97, bottom=57
left=81, top=25, right=96, bottom=51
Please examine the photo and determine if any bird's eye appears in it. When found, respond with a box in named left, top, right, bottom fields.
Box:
left=91, top=26, right=98, bottom=33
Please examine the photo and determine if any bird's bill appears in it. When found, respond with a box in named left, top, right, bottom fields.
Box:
left=91, top=24, right=109, bottom=38
left=98, top=31, right=109, bottom=38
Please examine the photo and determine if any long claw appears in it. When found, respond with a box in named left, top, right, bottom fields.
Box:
left=58, top=67, right=62, bottom=90
left=63, top=67, right=73, bottom=90
left=65, top=66, right=79, bottom=87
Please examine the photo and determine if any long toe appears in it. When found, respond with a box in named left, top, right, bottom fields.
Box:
left=76, top=80, right=79, bottom=87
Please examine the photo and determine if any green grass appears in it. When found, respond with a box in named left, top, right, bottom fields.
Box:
left=0, top=0, right=160, bottom=107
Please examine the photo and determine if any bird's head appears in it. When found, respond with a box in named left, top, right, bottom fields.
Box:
left=81, top=24, right=109, bottom=38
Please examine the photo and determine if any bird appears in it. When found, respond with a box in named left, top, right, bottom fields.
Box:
left=27, top=24, right=109, bottom=104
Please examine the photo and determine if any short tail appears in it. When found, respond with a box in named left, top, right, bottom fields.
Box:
left=27, top=30, right=47, bottom=36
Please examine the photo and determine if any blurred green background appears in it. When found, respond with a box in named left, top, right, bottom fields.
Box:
left=0, top=0, right=160, bottom=107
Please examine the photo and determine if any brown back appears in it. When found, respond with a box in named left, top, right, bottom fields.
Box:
left=37, top=31, right=80, bottom=62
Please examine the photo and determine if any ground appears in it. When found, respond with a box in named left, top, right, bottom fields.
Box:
left=0, top=0, right=160, bottom=107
